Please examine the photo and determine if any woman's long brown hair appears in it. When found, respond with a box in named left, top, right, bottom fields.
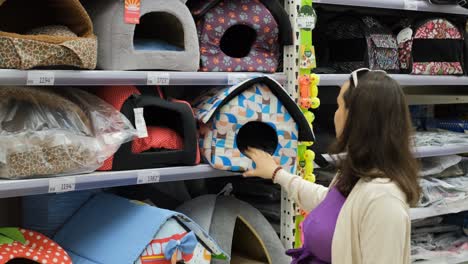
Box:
left=330, top=72, right=421, bottom=206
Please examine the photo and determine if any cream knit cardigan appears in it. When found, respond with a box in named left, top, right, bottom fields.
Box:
left=275, top=169, right=411, bottom=264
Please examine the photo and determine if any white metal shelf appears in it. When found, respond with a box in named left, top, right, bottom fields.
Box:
left=410, top=198, right=468, bottom=220
left=323, top=144, right=468, bottom=163
left=314, top=0, right=468, bottom=15
left=412, top=251, right=468, bottom=264
left=318, top=74, right=468, bottom=87
left=0, top=70, right=286, bottom=86
left=0, top=165, right=237, bottom=199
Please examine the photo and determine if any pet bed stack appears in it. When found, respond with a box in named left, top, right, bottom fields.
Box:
left=188, top=0, right=293, bottom=72
left=0, top=0, right=97, bottom=69
left=85, top=0, right=199, bottom=71
left=0, top=87, right=135, bottom=179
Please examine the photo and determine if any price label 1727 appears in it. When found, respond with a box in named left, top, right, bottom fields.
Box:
left=147, top=72, right=170, bottom=86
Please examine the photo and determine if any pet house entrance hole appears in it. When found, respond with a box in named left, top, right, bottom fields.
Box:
left=231, top=217, right=270, bottom=264
left=220, top=25, right=257, bottom=58
left=138, top=105, right=184, bottom=152
left=236, top=121, right=278, bottom=155
left=134, top=12, right=185, bottom=51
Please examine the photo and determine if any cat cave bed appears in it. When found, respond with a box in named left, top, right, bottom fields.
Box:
left=85, top=0, right=199, bottom=71
left=96, top=86, right=199, bottom=170
left=0, top=0, right=97, bottom=69
left=193, top=76, right=314, bottom=173
left=188, top=0, right=293, bottom=72
left=177, top=194, right=289, bottom=264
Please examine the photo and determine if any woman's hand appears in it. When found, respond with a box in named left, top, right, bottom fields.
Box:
left=243, top=147, right=279, bottom=179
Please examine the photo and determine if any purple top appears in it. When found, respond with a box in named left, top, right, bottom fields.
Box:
left=286, top=187, right=346, bottom=264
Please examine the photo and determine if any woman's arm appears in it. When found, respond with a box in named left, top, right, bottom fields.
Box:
left=243, top=148, right=329, bottom=212
left=360, top=196, right=411, bottom=264
left=274, top=169, right=329, bottom=212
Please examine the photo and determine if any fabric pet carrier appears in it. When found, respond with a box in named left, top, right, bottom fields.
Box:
left=53, top=193, right=229, bottom=264
left=0, top=0, right=97, bottom=70
left=398, top=18, right=464, bottom=75
left=84, top=0, right=199, bottom=71
left=96, top=86, right=200, bottom=170
left=193, top=76, right=314, bottom=173
left=0, top=87, right=135, bottom=179
left=177, top=195, right=289, bottom=264
left=189, top=0, right=293, bottom=72
left=323, top=16, right=399, bottom=73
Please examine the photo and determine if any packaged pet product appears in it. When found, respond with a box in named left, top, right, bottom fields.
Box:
left=323, top=16, right=399, bottom=73
left=0, top=87, right=136, bottom=179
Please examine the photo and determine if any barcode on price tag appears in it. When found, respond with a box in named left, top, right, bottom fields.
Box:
left=27, top=71, right=55, bottom=86
left=147, top=72, right=170, bottom=85
left=227, top=74, right=248, bottom=85
left=137, top=171, right=161, bottom=184
left=404, top=0, right=418, bottom=10
left=49, top=177, right=76, bottom=193
left=134, top=108, right=148, bottom=138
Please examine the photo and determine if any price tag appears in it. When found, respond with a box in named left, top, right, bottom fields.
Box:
left=147, top=72, right=170, bottom=86
left=404, top=0, right=418, bottom=10
left=134, top=108, right=148, bottom=138
left=137, top=171, right=161, bottom=184
left=48, top=177, right=76, bottom=193
left=397, top=27, right=413, bottom=44
left=227, top=74, right=248, bottom=85
left=124, top=0, right=140, bottom=24
left=297, top=15, right=316, bottom=29
left=27, top=71, right=55, bottom=86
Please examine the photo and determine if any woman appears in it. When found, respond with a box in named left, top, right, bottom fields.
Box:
left=243, top=70, right=420, bottom=264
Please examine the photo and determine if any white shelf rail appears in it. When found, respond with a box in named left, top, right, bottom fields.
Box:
left=0, top=70, right=286, bottom=86
left=314, top=0, right=468, bottom=15
left=0, top=165, right=236, bottom=199
left=319, top=74, right=468, bottom=87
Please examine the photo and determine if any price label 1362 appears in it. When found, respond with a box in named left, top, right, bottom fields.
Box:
left=137, top=170, right=161, bottom=184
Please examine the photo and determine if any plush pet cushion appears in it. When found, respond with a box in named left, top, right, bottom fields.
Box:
left=0, top=0, right=97, bottom=69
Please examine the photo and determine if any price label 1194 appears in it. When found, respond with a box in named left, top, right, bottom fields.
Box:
left=147, top=73, right=170, bottom=86
left=27, top=71, right=55, bottom=86
left=137, top=171, right=161, bottom=184
left=48, top=177, right=76, bottom=193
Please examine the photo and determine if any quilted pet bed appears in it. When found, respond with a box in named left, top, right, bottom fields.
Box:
left=0, top=0, right=97, bottom=69
left=85, top=0, right=199, bottom=71
left=0, top=87, right=135, bottom=179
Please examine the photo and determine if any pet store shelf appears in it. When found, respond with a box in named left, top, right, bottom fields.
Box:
left=314, top=0, right=468, bottom=15
left=0, top=70, right=286, bottom=86
left=412, top=251, right=468, bottom=264
left=318, top=74, right=468, bottom=87
left=410, top=198, right=468, bottom=220
left=322, top=144, right=468, bottom=163
left=0, top=165, right=237, bottom=199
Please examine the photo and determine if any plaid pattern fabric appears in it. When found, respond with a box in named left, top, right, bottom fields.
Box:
left=194, top=80, right=299, bottom=173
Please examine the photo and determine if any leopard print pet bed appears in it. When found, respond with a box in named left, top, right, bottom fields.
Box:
left=0, top=0, right=97, bottom=69
left=0, top=87, right=135, bottom=179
